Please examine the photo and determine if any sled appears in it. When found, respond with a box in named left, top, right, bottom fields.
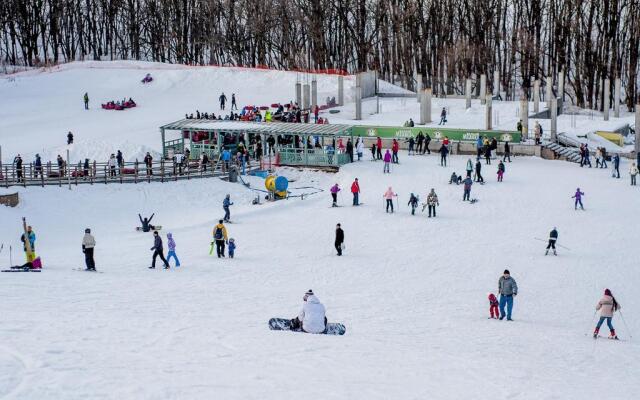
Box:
left=136, top=226, right=162, bottom=232
left=268, top=318, right=346, bottom=335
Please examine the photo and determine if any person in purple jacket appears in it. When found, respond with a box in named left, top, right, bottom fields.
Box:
left=572, top=188, right=585, bottom=210
left=383, top=149, right=392, bottom=173
left=166, top=233, right=180, bottom=267
left=330, top=183, right=341, bottom=207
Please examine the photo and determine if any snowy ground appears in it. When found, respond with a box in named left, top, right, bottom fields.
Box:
left=1, top=62, right=639, bottom=399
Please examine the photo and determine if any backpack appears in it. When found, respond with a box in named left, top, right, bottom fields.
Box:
left=214, top=227, right=223, bottom=240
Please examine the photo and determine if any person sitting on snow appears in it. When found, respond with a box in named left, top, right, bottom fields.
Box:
left=449, top=172, right=462, bottom=185
left=291, top=290, right=327, bottom=333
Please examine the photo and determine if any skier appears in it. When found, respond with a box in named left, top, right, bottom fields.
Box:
left=408, top=193, right=419, bottom=215
left=426, top=188, right=439, bottom=217
left=330, top=183, right=341, bottom=207
left=138, top=213, right=155, bottom=232
left=572, top=188, right=585, bottom=210
left=612, top=153, right=620, bottom=179
left=231, top=93, right=238, bottom=110
left=498, top=269, right=518, bottom=320
left=219, top=92, right=227, bottom=110
left=630, top=162, right=638, bottom=186
left=439, top=143, right=448, bottom=166
left=383, top=149, right=392, bottom=173
left=545, top=227, right=558, bottom=256
left=335, top=223, right=344, bottom=256
left=392, top=139, right=399, bottom=163
left=466, top=158, right=473, bottom=177
left=503, top=141, right=511, bottom=162
left=383, top=187, right=397, bottom=213
left=474, top=160, right=484, bottom=183
left=488, top=293, right=499, bottom=319
left=439, top=107, right=447, bottom=125
left=497, top=161, right=505, bottom=182
left=356, top=138, right=364, bottom=161
left=376, top=137, right=382, bottom=160
left=228, top=238, right=236, bottom=258
left=291, top=290, right=327, bottom=333
left=67, top=131, right=74, bottom=145
left=82, top=228, right=96, bottom=271
left=166, top=233, right=180, bottom=267
left=149, top=231, right=169, bottom=269
left=350, top=178, right=360, bottom=206
left=211, top=220, right=228, bottom=258
left=223, top=194, right=233, bottom=222
left=462, top=176, right=473, bottom=201
left=83, top=92, right=89, bottom=110
left=593, top=289, right=621, bottom=339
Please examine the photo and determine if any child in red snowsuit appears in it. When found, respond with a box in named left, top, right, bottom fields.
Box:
left=488, top=293, right=499, bottom=318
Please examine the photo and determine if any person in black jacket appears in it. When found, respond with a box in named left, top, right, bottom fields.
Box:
left=335, top=223, right=344, bottom=256
left=139, top=213, right=155, bottom=232
left=14, top=154, right=23, bottom=182
left=423, top=133, right=431, bottom=154
left=149, top=231, right=169, bottom=269
left=475, top=160, right=484, bottom=183
left=439, top=144, right=449, bottom=166
left=503, top=141, right=511, bottom=162
left=484, top=144, right=491, bottom=165
left=34, top=154, right=42, bottom=178
left=346, top=139, right=354, bottom=163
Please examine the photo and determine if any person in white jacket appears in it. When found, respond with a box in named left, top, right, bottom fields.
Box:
left=356, top=138, right=365, bottom=161
left=629, top=162, right=638, bottom=186
left=292, top=290, right=327, bottom=333
left=82, top=228, right=96, bottom=271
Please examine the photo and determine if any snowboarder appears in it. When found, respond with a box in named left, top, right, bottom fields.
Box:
left=82, top=228, right=96, bottom=271
left=572, top=188, right=585, bottom=210
left=488, top=293, right=499, bottom=319
left=383, top=187, right=397, bottom=213
left=166, top=233, right=180, bottom=267
left=330, top=183, right=341, bottom=207
left=211, top=220, right=228, bottom=258
left=498, top=269, right=518, bottom=320
left=219, top=92, right=227, bottom=110
left=138, top=213, right=156, bottom=232
left=231, top=93, right=238, bottom=110
left=439, top=107, right=447, bottom=125
left=83, top=92, right=89, bottom=110
left=291, top=290, right=327, bottom=333
left=67, top=131, right=74, bottom=145
left=545, top=227, right=558, bottom=256
left=475, top=160, right=484, bottom=183
left=383, top=149, right=392, bottom=173
left=149, top=231, right=169, bottom=269
left=223, top=194, right=233, bottom=222
left=630, top=162, right=638, bottom=186
left=503, top=141, right=511, bottom=162
left=593, top=288, right=621, bottom=339
left=228, top=238, right=236, bottom=259
left=351, top=178, right=360, bottom=206
left=335, top=223, right=344, bottom=256
left=462, top=176, right=473, bottom=201
left=426, top=188, right=439, bottom=217
left=439, top=143, right=448, bottom=166
left=497, top=161, right=505, bottom=182
left=408, top=193, right=419, bottom=215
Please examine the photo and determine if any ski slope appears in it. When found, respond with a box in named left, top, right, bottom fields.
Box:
left=0, top=62, right=639, bottom=399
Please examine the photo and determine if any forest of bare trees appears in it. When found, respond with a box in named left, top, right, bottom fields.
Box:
left=1, top=0, right=638, bottom=110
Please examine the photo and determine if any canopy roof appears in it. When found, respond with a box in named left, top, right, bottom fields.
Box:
left=160, top=119, right=353, bottom=136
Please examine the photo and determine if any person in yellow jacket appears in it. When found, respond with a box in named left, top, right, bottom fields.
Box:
left=210, top=220, right=228, bottom=258
left=265, top=110, right=272, bottom=122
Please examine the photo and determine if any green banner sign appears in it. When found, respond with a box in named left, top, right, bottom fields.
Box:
left=352, top=126, right=521, bottom=143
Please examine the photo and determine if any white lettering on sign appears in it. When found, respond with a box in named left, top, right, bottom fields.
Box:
left=462, top=132, right=480, bottom=140
left=367, top=128, right=377, bottom=137
left=501, top=134, right=513, bottom=141
left=394, top=129, right=413, bottom=138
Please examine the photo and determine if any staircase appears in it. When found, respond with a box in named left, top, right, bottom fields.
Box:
left=543, top=133, right=582, bottom=163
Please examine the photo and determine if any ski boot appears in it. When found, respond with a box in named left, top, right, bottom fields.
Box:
left=609, top=329, right=619, bottom=340
left=545, top=250, right=549, bottom=256
left=593, top=327, right=599, bottom=339
left=553, top=249, right=557, bottom=256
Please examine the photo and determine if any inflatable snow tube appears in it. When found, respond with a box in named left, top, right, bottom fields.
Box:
left=274, top=176, right=288, bottom=192
left=265, top=175, right=289, bottom=193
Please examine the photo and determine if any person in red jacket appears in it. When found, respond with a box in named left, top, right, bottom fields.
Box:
left=376, top=137, right=382, bottom=160
left=392, top=139, right=399, bottom=164
left=488, top=293, right=499, bottom=319
left=351, top=178, right=361, bottom=206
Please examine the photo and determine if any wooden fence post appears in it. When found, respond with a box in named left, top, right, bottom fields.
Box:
left=135, top=161, right=138, bottom=184
left=161, top=159, right=165, bottom=183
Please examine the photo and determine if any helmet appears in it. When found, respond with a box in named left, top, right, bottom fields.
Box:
left=85, top=228, right=91, bottom=233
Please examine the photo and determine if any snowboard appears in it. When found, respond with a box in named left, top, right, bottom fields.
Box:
left=73, top=268, right=104, bottom=273
left=136, top=226, right=162, bottom=231
left=2, top=268, right=41, bottom=272
left=268, top=318, right=346, bottom=335
left=469, top=198, right=479, bottom=204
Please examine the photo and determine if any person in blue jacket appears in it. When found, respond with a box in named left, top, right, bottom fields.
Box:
left=223, top=194, right=233, bottom=222
left=476, top=136, right=484, bottom=160
left=221, top=148, right=231, bottom=172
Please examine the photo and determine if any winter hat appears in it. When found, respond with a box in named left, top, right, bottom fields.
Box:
left=219, top=219, right=224, bottom=224
left=167, top=233, right=172, bottom=238
left=503, top=269, right=510, bottom=275
left=604, top=288, right=612, bottom=296
left=85, top=228, right=91, bottom=234
left=229, top=238, right=235, bottom=243
left=303, top=289, right=314, bottom=301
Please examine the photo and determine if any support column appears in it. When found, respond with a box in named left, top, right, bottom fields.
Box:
left=420, top=89, right=432, bottom=124
left=533, top=79, right=540, bottom=113
left=338, top=76, right=344, bottom=106
left=546, top=76, right=552, bottom=110
left=603, top=78, right=610, bottom=121
left=493, top=71, right=500, bottom=96
left=355, top=87, right=362, bottom=120
left=295, top=82, right=302, bottom=106
left=550, top=98, right=558, bottom=143
left=465, top=79, right=472, bottom=109
left=614, top=78, right=621, bottom=118
left=425, top=88, right=432, bottom=123
left=415, top=72, right=423, bottom=102
left=558, top=71, right=565, bottom=114
left=480, top=74, right=487, bottom=105
left=635, top=104, right=640, bottom=166
left=303, top=83, right=310, bottom=110
left=520, top=97, right=529, bottom=140
left=485, top=94, right=492, bottom=130
left=311, top=79, right=318, bottom=109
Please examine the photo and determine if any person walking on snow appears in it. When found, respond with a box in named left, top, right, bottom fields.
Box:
left=407, top=137, right=415, bottom=155
left=83, top=92, right=89, bottom=110
left=219, top=92, right=227, bottom=110
left=383, top=150, right=392, bottom=173
left=291, top=290, right=327, bottom=333
left=612, top=153, right=620, bottom=179
left=426, top=188, right=439, bottom=217
left=423, top=133, right=431, bottom=154
left=503, top=141, right=511, bottom=162
left=228, top=238, right=236, bottom=258
left=392, top=139, right=399, bottom=163
left=439, top=143, right=449, bottom=167
left=475, top=160, right=484, bottom=183
left=346, top=139, right=354, bottom=163
left=82, top=228, right=96, bottom=271
left=497, top=161, right=505, bottom=182
left=376, top=137, right=383, bottom=160
left=223, top=194, right=233, bottom=222
left=488, top=293, right=499, bottom=319
left=350, top=178, right=360, bottom=206
left=630, top=162, right=638, bottom=186
left=593, top=289, right=621, bottom=339
left=231, top=93, right=238, bottom=110
left=356, top=138, right=364, bottom=161
left=462, top=176, right=473, bottom=201
left=166, top=233, right=180, bottom=267
left=408, top=193, right=419, bottom=215
left=439, top=107, right=447, bottom=125
left=383, top=187, right=397, bottom=213
left=330, top=183, right=341, bottom=207
left=545, top=227, right=558, bottom=256
left=335, top=223, right=344, bottom=256
left=498, top=269, right=518, bottom=320
left=210, top=220, right=228, bottom=258
left=466, top=158, right=473, bottom=177
left=149, top=231, right=170, bottom=269
left=67, top=131, right=74, bottom=145
left=572, top=188, right=585, bottom=210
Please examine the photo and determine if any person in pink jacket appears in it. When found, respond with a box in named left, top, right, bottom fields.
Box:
left=593, top=288, right=621, bottom=339
left=383, top=187, right=397, bottom=213
left=383, top=149, right=392, bottom=173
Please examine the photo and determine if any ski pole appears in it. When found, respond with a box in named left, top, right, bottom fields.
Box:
left=619, top=310, right=633, bottom=339
left=9, top=245, right=12, bottom=267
